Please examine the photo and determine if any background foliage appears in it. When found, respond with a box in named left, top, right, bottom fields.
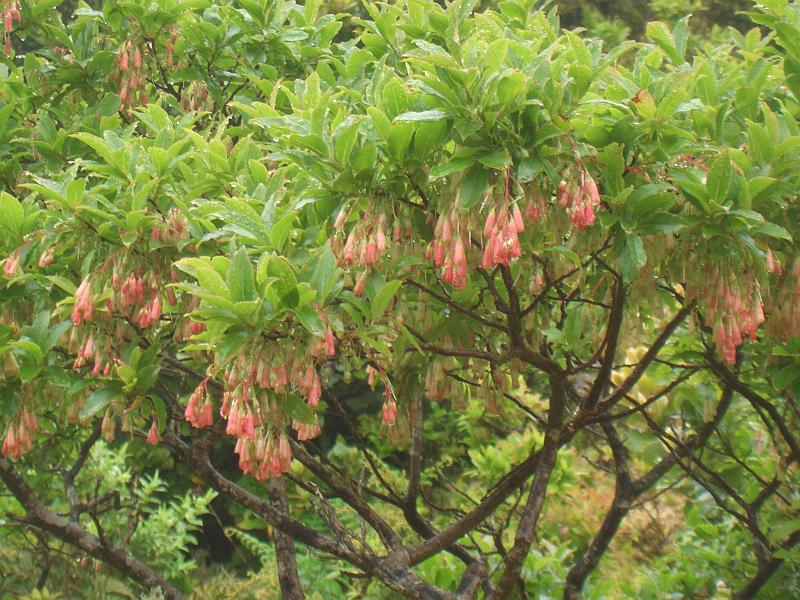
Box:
left=1, top=0, right=800, bottom=599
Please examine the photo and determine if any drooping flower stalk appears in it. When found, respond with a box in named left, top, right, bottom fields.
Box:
left=1, top=1, right=20, bottom=57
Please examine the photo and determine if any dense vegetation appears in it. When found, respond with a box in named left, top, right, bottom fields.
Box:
left=2, top=0, right=800, bottom=598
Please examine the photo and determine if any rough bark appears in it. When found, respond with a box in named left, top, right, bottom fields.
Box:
left=489, top=375, right=567, bottom=599
left=269, top=477, right=305, bottom=600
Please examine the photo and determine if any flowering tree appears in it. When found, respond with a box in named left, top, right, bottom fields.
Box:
left=1, top=0, right=800, bottom=598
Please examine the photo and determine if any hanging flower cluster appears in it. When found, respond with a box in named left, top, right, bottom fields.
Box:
left=558, top=170, right=601, bottom=230
left=151, top=208, right=190, bottom=245
left=332, top=202, right=414, bottom=296
left=185, top=330, right=336, bottom=480
left=524, top=188, right=548, bottom=224
left=1, top=408, right=37, bottom=459
left=423, top=354, right=511, bottom=415
left=420, top=169, right=592, bottom=288
left=65, top=252, right=184, bottom=385
left=184, top=377, right=214, bottom=428
left=480, top=173, right=526, bottom=269
left=38, top=246, right=55, bottom=268
left=481, top=205, right=524, bottom=268
left=309, top=315, right=337, bottom=360
left=180, top=81, right=212, bottom=113
left=426, top=206, right=469, bottom=287
left=424, top=358, right=450, bottom=401
left=479, top=365, right=509, bottom=416
left=236, top=431, right=293, bottom=481
left=115, top=40, right=148, bottom=112
left=2, top=1, right=20, bottom=57
left=336, top=206, right=389, bottom=269
left=146, top=418, right=159, bottom=445
left=71, top=277, right=95, bottom=325
left=69, top=333, right=118, bottom=377
left=365, top=364, right=398, bottom=428
left=111, top=269, right=164, bottom=328
left=768, top=257, right=800, bottom=342
left=2, top=247, right=21, bottom=277
left=339, top=212, right=386, bottom=296
left=165, top=29, right=176, bottom=69
left=688, top=263, right=764, bottom=364
left=382, top=387, right=398, bottom=426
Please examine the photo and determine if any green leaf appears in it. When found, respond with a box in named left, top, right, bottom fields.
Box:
left=176, top=259, right=230, bottom=297
left=387, top=122, right=415, bottom=161
left=334, top=119, right=361, bottom=166
left=773, top=365, right=800, bottom=389
left=269, top=212, right=296, bottom=252
left=136, top=364, right=161, bottom=394
left=598, top=144, right=625, bottom=196
left=706, top=151, right=732, bottom=204
left=0, top=192, right=23, bottom=236
left=478, top=149, right=511, bottom=170
left=309, top=245, right=339, bottom=302
left=227, top=249, right=257, bottom=302
left=65, top=180, right=86, bottom=209
left=673, top=171, right=710, bottom=214
left=44, top=321, right=72, bottom=351
left=753, top=222, right=792, bottom=241
left=646, top=21, right=684, bottom=65
left=12, top=340, right=43, bottom=361
left=71, top=132, right=125, bottom=174
left=380, top=78, right=411, bottom=120
left=47, top=276, right=77, bottom=294
left=637, top=213, right=685, bottom=235
left=281, top=393, right=316, bottom=424
left=297, top=134, right=328, bottom=156
left=769, top=519, right=800, bottom=544
left=151, top=396, right=167, bottom=432
left=80, top=386, right=121, bottom=420
left=260, top=255, right=298, bottom=308
left=216, top=330, right=250, bottom=363
left=295, top=305, right=324, bottom=336
left=624, top=183, right=673, bottom=222
left=517, top=158, right=543, bottom=183
left=430, top=157, right=475, bottom=179
left=620, top=235, right=647, bottom=283
left=220, top=198, right=270, bottom=243
left=367, top=107, right=392, bottom=141
left=371, top=280, right=402, bottom=321
left=394, top=110, right=449, bottom=122
left=459, top=165, right=488, bottom=209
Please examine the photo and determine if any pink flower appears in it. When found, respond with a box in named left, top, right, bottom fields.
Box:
left=512, top=205, right=525, bottom=233
left=146, top=419, right=159, bottom=445
left=3, top=250, right=20, bottom=278
left=382, top=396, right=397, bottom=426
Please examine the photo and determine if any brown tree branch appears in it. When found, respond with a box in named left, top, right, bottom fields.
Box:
left=0, top=458, right=183, bottom=600
left=733, top=529, right=800, bottom=599
left=160, top=428, right=453, bottom=599
left=489, top=375, right=568, bottom=599
left=269, top=477, right=305, bottom=600
left=708, top=358, right=800, bottom=464
left=563, top=384, right=734, bottom=598
left=404, top=278, right=506, bottom=332
left=290, top=443, right=403, bottom=550
left=591, top=302, right=694, bottom=415
left=64, top=421, right=102, bottom=523
left=581, top=280, right=626, bottom=409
